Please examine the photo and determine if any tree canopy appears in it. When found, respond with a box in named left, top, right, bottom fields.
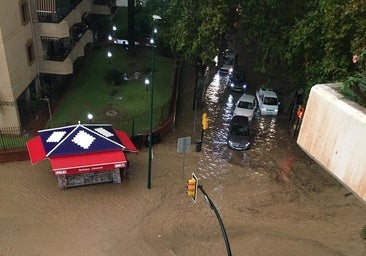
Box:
left=145, top=0, right=365, bottom=102
left=146, top=0, right=236, bottom=64
left=237, top=0, right=365, bottom=99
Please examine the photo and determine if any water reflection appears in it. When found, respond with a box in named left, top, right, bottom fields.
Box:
left=253, top=116, right=278, bottom=151
left=198, top=71, right=301, bottom=186
left=196, top=72, right=232, bottom=181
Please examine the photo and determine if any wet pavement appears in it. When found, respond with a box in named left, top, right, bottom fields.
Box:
left=194, top=71, right=306, bottom=183
left=1, top=64, right=366, bottom=256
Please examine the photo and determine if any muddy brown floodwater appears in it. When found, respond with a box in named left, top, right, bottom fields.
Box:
left=1, top=65, right=366, bottom=256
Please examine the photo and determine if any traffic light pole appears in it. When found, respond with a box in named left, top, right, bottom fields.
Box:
left=198, top=185, right=232, bottom=256
left=200, top=128, right=204, bottom=145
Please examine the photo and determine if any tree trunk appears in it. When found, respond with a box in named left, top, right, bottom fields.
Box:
left=127, top=0, right=136, bottom=57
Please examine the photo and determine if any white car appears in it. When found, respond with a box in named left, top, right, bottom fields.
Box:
left=223, top=49, right=236, bottom=60
left=256, top=87, right=279, bottom=115
left=219, top=59, right=234, bottom=75
left=219, top=50, right=236, bottom=75
left=233, top=94, right=257, bottom=121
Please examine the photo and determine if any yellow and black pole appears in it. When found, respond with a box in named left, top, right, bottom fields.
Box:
left=196, top=113, right=208, bottom=152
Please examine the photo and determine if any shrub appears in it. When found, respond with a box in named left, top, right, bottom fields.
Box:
left=105, top=68, right=124, bottom=85
left=342, top=73, right=366, bottom=106
left=142, top=66, right=152, bottom=74
left=342, top=51, right=366, bottom=106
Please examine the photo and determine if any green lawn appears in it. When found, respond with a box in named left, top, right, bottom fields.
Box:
left=51, top=44, right=174, bottom=132
left=0, top=8, right=175, bottom=151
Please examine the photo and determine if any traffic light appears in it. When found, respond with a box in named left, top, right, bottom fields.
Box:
left=202, top=113, right=209, bottom=130
left=187, top=173, right=198, bottom=202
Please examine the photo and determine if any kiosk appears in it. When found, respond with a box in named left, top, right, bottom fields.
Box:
left=26, top=123, right=138, bottom=189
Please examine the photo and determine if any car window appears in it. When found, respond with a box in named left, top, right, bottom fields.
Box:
left=263, top=97, right=278, bottom=105
left=238, top=101, right=254, bottom=109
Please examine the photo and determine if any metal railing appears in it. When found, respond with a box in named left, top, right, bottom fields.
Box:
left=0, top=57, right=182, bottom=152
left=0, top=99, right=172, bottom=152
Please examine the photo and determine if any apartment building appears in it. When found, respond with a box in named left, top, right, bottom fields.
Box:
left=0, top=0, right=115, bottom=130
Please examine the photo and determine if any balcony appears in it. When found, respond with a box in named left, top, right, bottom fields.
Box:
left=37, top=1, right=73, bottom=23
left=36, top=0, right=89, bottom=22
left=37, top=5, right=92, bottom=39
left=39, top=30, right=93, bottom=75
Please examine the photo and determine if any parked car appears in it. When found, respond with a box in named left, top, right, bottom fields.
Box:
left=227, top=70, right=247, bottom=92
left=227, top=115, right=251, bottom=150
left=256, top=87, right=280, bottom=115
left=219, top=58, right=234, bottom=75
left=223, top=49, right=236, bottom=60
left=233, top=94, right=257, bottom=121
left=219, top=50, right=237, bottom=76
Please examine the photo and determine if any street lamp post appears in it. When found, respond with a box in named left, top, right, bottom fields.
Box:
left=144, top=78, right=150, bottom=93
left=87, top=113, right=93, bottom=123
left=147, top=14, right=162, bottom=189
left=107, top=51, right=112, bottom=64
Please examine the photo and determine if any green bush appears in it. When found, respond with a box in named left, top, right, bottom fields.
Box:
left=342, top=51, right=366, bottom=106
left=342, top=73, right=366, bottom=106
left=105, top=68, right=124, bottom=85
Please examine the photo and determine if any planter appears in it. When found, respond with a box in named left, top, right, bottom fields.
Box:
left=297, top=83, right=366, bottom=202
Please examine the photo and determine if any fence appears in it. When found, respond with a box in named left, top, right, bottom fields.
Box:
left=0, top=56, right=182, bottom=156
left=0, top=95, right=173, bottom=152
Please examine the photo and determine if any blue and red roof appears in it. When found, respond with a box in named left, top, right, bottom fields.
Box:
left=27, top=123, right=138, bottom=174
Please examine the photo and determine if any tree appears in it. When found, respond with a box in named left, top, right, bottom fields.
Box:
left=288, top=0, right=366, bottom=94
left=146, top=0, right=235, bottom=65
left=145, top=0, right=366, bottom=104
left=236, top=0, right=308, bottom=89
left=127, top=0, right=136, bottom=56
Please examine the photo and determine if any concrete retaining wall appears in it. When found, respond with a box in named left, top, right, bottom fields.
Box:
left=297, top=83, right=366, bottom=202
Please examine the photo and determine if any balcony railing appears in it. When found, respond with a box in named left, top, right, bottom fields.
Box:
left=37, top=0, right=85, bottom=23
left=38, top=6, right=73, bottom=23
left=41, top=23, right=88, bottom=61
left=39, top=30, right=93, bottom=75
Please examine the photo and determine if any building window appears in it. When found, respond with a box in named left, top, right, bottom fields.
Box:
left=26, top=40, right=35, bottom=65
left=19, top=0, right=30, bottom=25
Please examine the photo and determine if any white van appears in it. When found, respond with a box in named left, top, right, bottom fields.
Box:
left=256, top=88, right=280, bottom=115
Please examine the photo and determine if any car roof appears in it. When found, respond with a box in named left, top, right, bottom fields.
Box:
left=238, top=94, right=255, bottom=101
left=260, top=89, right=278, bottom=97
left=231, top=115, right=249, bottom=124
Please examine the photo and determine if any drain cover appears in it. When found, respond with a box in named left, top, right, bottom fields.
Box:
left=106, top=110, right=118, bottom=116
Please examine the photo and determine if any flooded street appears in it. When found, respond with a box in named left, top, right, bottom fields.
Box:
left=197, top=72, right=309, bottom=184
left=1, top=65, right=366, bottom=256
